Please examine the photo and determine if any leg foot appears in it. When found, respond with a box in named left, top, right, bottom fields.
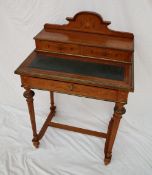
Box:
left=32, top=135, right=40, bottom=148
left=104, top=152, right=112, bottom=165
left=32, top=140, right=40, bottom=148
left=104, top=157, right=111, bottom=165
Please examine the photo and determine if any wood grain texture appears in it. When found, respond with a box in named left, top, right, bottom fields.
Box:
left=15, top=11, right=134, bottom=165
left=21, top=76, right=121, bottom=102
left=35, top=40, right=133, bottom=63
left=35, top=11, right=134, bottom=64
left=44, top=11, right=134, bottom=38
left=49, top=122, right=107, bottom=138
left=104, top=102, right=126, bottom=165
left=15, top=51, right=133, bottom=92
left=23, top=88, right=39, bottom=148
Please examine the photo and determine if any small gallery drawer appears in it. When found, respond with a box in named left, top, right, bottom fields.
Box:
left=21, top=76, right=118, bottom=102
left=35, top=40, right=80, bottom=55
left=82, top=46, right=132, bottom=62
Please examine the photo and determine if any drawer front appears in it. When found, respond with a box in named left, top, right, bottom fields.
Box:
left=36, top=40, right=80, bottom=55
left=82, top=46, right=132, bottom=62
left=36, top=40, right=132, bottom=63
left=21, top=76, right=118, bottom=102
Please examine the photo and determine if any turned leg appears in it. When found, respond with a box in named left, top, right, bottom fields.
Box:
left=23, top=88, right=40, bottom=148
left=104, top=102, right=126, bottom=165
left=50, top=91, right=56, bottom=112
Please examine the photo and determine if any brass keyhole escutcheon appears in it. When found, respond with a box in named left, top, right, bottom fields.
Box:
left=69, top=84, right=74, bottom=91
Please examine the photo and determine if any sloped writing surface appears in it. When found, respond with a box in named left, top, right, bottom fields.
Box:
left=29, top=54, right=124, bottom=81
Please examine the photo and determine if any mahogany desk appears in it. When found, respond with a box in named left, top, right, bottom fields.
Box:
left=15, top=11, right=134, bottom=165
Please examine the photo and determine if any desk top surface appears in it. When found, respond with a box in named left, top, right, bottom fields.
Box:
left=15, top=51, right=133, bottom=91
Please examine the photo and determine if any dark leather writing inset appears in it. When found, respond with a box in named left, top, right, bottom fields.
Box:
left=29, top=54, right=124, bottom=81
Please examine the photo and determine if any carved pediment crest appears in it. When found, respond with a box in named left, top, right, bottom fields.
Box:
left=65, top=11, right=111, bottom=33
left=44, top=11, right=134, bottom=38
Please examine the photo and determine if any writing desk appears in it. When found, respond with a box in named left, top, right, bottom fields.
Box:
left=15, top=11, right=134, bottom=165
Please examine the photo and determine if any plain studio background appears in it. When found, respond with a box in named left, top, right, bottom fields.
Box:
left=0, top=0, right=152, bottom=175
